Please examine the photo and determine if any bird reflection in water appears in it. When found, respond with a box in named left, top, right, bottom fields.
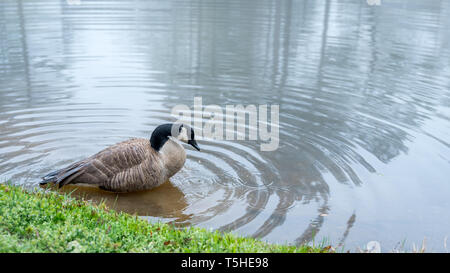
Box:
left=41, top=181, right=192, bottom=225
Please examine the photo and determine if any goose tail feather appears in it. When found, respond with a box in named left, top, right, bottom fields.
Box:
left=40, top=162, right=85, bottom=188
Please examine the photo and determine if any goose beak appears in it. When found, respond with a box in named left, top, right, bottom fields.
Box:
left=188, top=140, right=201, bottom=151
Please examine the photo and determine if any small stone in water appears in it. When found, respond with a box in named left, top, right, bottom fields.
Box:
left=366, top=241, right=381, bottom=253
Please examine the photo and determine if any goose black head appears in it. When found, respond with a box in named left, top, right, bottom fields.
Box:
left=150, top=123, right=200, bottom=152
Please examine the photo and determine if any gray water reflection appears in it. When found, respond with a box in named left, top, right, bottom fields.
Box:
left=1, top=0, right=450, bottom=251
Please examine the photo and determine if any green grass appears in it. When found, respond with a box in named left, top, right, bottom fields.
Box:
left=0, top=184, right=330, bottom=253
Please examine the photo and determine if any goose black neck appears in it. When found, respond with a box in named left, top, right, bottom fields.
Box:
left=150, top=123, right=173, bottom=151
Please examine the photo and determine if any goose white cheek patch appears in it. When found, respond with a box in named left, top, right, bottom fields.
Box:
left=177, top=127, right=189, bottom=143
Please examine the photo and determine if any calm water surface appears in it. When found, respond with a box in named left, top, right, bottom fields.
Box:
left=1, top=0, right=450, bottom=251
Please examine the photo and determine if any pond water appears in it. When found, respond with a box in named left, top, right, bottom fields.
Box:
left=1, top=0, right=450, bottom=252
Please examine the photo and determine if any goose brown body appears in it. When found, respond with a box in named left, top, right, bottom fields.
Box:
left=41, top=138, right=186, bottom=192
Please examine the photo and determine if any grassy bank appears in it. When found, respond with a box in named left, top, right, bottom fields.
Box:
left=0, top=184, right=330, bottom=253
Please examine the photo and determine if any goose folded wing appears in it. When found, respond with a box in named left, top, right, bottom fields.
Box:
left=57, top=140, right=151, bottom=188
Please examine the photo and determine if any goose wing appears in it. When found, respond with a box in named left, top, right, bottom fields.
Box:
left=42, top=138, right=156, bottom=190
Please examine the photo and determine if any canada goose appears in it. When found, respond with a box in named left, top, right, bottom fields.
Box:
left=40, top=123, right=200, bottom=192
